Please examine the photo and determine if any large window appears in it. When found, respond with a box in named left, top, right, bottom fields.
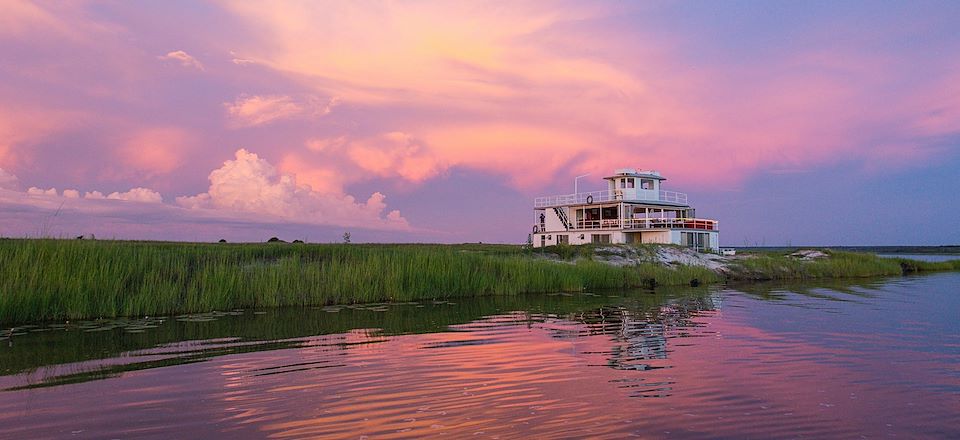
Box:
left=557, top=234, right=569, bottom=245
left=601, top=206, right=619, bottom=219
left=681, top=232, right=711, bottom=251
left=641, top=179, right=654, bottom=190
left=591, top=234, right=611, bottom=244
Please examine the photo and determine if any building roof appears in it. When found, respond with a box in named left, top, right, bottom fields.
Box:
left=603, top=168, right=666, bottom=181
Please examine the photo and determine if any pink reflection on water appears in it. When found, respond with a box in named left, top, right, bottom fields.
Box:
left=0, top=307, right=958, bottom=439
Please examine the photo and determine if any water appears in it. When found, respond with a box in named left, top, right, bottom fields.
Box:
left=878, top=253, right=960, bottom=262
left=2, top=273, right=959, bottom=439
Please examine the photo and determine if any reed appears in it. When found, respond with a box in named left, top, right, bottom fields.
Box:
left=726, top=250, right=959, bottom=280
left=0, top=239, right=718, bottom=325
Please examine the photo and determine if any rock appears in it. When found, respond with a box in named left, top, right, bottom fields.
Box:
left=654, top=246, right=727, bottom=272
left=788, top=249, right=829, bottom=260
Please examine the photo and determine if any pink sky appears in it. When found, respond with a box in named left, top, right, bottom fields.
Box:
left=1, top=1, right=959, bottom=244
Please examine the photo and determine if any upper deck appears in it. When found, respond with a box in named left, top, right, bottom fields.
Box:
left=534, top=189, right=688, bottom=208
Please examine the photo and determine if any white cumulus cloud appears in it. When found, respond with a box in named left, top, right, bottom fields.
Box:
left=158, top=50, right=204, bottom=70
left=14, top=185, right=163, bottom=203
left=177, top=149, right=407, bottom=229
left=82, top=188, right=163, bottom=203
left=110, top=188, right=164, bottom=203
left=27, top=187, right=58, bottom=196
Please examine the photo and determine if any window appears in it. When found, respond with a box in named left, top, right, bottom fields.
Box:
left=626, top=178, right=635, bottom=188
left=641, top=179, right=654, bottom=190
left=601, top=206, right=619, bottom=219
left=681, top=232, right=710, bottom=251
left=591, top=234, right=611, bottom=244
left=540, top=234, right=546, bottom=247
left=619, top=179, right=626, bottom=189
left=557, top=234, right=569, bottom=245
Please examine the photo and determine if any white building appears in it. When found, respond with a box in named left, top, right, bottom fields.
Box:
left=531, top=168, right=719, bottom=252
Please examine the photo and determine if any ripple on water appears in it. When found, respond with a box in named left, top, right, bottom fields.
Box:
left=2, top=275, right=960, bottom=439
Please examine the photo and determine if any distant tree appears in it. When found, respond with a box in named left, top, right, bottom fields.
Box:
left=218, top=239, right=227, bottom=243
left=342, top=232, right=351, bottom=244
left=292, top=239, right=304, bottom=244
left=267, top=237, right=286, bottom=243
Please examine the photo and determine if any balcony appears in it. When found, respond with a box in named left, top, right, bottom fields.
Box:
left=535, top=217, right=718, bottom=232
left=534, top=189, right=687, bottom=208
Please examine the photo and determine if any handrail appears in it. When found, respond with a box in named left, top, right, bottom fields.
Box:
left=533, top=217, right=718, bottom=232
left=534, top=189, right=687, bottom=208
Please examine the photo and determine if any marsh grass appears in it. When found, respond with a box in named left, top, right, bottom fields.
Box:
left=0, top=240, right=718, bottom=324
left=728, top=250, right=960, bottom=280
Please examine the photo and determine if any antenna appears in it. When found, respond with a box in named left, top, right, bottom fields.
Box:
left=574, top=173, right=590, bottom=195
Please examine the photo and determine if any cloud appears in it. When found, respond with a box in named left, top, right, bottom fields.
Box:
left=275, top=132, right=446, bottom=196
left=158, top=50, right=204, bottom=70
left=86, top=188, right=163, bottom=203
left=224, top=95, right=338, bottom=128
left=22, top=186, right=163, bottom=203
left=0, top=148, right=407, bottom=232
left=116, top=127, right=191, bottom=177
left=214, top=1, right=960, bottom=191
left=0, top=167, right=18, bottom=190
left=0, top=107, right=83, bottom=169
left=27, top=187, right=58, bottom=196
left=346, top=132, right=444, bottom=182
left=177, top=149, right=408, bottom=230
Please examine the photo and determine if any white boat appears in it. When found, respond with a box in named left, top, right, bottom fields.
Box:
left=531, top=168, right=720, bottom=252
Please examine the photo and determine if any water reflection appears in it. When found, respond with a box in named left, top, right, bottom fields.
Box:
left=1, top=275, right=959, bottom=439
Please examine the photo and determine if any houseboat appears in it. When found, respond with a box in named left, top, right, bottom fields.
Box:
left=532, top=169, right=719, bottom=252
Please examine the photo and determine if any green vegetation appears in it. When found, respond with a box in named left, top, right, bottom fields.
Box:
left=2, top=240, right=956, bottom=326
left=726, top=250, right=960, bottom=281
left=0, top=239, right=718, bottom=325
left=890, top=256, right=960, bottom=272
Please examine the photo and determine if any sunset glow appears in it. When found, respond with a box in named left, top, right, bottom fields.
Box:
left=1, top=1, right=958, bottom=243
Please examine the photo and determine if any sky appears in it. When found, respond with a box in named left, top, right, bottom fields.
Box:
left=1, top=0, right=959, bottom=245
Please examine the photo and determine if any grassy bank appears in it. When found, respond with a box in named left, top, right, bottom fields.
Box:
left=726, top=250, right=960, bottom=280
left=2, top=240, right=957, bottom=325
left=0, top=239, right=719, bottom=325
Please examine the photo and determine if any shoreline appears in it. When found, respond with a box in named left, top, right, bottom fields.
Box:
left=1, top=239, right=957, bottom=326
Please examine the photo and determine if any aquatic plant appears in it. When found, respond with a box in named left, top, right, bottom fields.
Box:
left=0, top=240, right=718, bottom=324
left=726, top=250, right=960, bottom=280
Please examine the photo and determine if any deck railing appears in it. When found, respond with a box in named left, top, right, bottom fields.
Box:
left=534, top=189, right=687, bottom=208
left=534, top=217, right=718, bottom=232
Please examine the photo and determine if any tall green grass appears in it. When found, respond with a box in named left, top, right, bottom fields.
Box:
left=727, top=250, right=960, bottom=280
left=0, top=240, right=718, bottom=325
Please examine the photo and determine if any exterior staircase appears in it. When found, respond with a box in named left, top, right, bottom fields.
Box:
left=553, top=207, right=571, bottom=230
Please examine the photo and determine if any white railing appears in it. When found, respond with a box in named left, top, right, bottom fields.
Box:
left=534, top=217, right=718, bottom=232
left=658, top=190, right=687, bottom=204
left=534, top=189, right=688, bottom=208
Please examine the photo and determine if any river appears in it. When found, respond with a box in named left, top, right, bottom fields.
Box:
left=1, top=272, right=958, bottom=439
